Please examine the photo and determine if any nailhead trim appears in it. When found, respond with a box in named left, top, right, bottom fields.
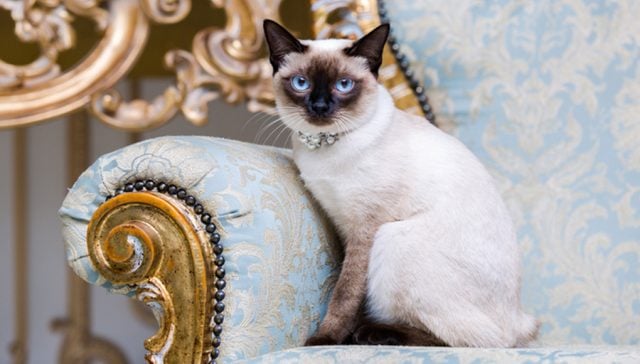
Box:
left=377, top=0, right=436, bottom=125
left=105, top=180, right=225, bottom=363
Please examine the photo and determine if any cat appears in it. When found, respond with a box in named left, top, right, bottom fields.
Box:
left=263, top=19, right=539, bottom=348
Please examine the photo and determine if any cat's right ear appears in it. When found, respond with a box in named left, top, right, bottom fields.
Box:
left=263, top=20, right=307, bottom=74
left=344, top=24, right=390, bottom=77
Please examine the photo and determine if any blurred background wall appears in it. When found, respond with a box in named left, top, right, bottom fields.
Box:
left=0, top=78, right=289, bottom=363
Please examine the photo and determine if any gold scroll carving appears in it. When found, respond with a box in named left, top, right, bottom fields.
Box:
left=0, top=0, right=149, bottom=128
left=0, top=0, right=284, bottom=131
left=1, top=0, right=422, bottom=131
left=87, top=192, right=217, bottom=363
left=90, top=0, right=284, bottom=131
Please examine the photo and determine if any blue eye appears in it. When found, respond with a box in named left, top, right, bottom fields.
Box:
left=291, top=75, right=310, bottom=91
left=335, top=78, right=354, bottom=93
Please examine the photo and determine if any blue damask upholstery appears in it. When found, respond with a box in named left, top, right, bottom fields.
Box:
left=385, top=0, right=640, bottom=347
left=60, top=0, right=640, bottom=362
left=238, top=345, right=640, bottom=363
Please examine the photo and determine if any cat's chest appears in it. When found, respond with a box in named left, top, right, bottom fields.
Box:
left=295, top=149, right=408, bottom=224
left=303, top=168, right=371, bottom=204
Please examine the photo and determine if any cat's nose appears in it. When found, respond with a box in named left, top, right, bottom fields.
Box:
left=309, top=100, right=332, bottom=117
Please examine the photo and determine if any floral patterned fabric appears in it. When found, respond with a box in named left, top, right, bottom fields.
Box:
left=387, top=0, right=640, bottom=346
left=59, top=136, right=341, bottom=361
left=239, top=345, right=640, bottom=364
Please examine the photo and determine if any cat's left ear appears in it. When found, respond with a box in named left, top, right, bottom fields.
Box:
left=263, top=19, right=307, bottom=74
left=344, top=24, right=390, bottom=77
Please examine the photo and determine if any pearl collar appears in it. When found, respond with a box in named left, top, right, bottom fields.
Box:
left=297, top=131, right=341, bottom=150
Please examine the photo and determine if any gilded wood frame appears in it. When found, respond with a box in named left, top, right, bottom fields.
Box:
left=0, top=0, right=425, bottom=131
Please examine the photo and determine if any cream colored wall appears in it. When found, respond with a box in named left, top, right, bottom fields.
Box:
left=1, top=130, right=15, bottom=363
left=0, top=78, right=288, bottom=363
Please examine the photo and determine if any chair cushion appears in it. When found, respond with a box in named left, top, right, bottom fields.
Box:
left=388, top=0, right=640, bottom=345
left=238, top=345, right=640, bottom=364
left=59, top=136, right=341, bottom=361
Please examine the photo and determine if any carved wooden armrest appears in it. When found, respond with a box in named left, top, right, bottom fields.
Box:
left=60, top=136, right=340, bottom=363
left=88, top=189, right=220, bottom=362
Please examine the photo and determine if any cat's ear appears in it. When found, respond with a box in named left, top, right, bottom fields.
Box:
left=344, top=24, right=390, bottom=77
left=263, top=19, right=307, bottom=74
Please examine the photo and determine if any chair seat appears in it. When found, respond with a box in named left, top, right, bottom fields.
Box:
left=239, top=345, right=640, bottom=364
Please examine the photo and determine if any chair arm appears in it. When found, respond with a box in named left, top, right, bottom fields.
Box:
left=59, top=136, right=340, bottom=363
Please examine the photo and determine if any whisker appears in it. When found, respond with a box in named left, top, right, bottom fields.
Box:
left=274, top=123, right=293, bottom=147
left=283, top=129, right=294, bottom=148
left=263, top=121, right=288, bottom=146
left=242, top=112, right=276, bottom=132
left=275, top=121, right=293, bottom=145
left=248, top=117, right=281, bottom=143
left=255, top=118, right=284, bottom=144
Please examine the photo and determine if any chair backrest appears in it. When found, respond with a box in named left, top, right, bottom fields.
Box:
left=387, top=0, right=640, bottom=345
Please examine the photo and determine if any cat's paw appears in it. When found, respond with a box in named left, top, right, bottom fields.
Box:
left=351, top=324, right=406, bottom=346
left=304, top=334, right=338, bottom=346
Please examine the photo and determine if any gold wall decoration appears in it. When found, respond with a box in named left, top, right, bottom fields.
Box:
left=0, top=0, right=149, bottom=128
left=90, top=0, right=284, bottom=131
left=0, top=0, right=423, bottom=131
left=87, top=192, right=217, bottom=363
left=0, top=0, right=284, bottom=131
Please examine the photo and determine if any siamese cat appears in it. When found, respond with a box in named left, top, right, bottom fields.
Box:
left=263, top=19, right=538, bottom=347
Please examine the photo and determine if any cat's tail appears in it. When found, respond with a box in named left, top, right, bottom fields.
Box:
left=513, top=312, right=540, bottom=347
left=345, top=322, right=448, bottom=347
left=345, top=313, right=539, bottom=347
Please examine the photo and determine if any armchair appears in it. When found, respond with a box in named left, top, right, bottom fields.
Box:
left=59, top=0, right=640, bottom=363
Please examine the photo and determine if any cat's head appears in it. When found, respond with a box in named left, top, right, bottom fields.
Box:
left=263, top=20, right=389, bottom=134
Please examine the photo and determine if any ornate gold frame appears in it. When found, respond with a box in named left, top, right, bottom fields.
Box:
left=1, top=0, right=425, bottom=362
left=0, top=0, right=423, bottom=131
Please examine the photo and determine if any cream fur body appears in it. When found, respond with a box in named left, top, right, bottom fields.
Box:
left=270, top=34, right=537, bottom=347
left=287, top=84, right=536, bottom=347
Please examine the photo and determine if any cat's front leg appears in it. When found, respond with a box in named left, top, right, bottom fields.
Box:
left=305, top=236, right=372, bottom=346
